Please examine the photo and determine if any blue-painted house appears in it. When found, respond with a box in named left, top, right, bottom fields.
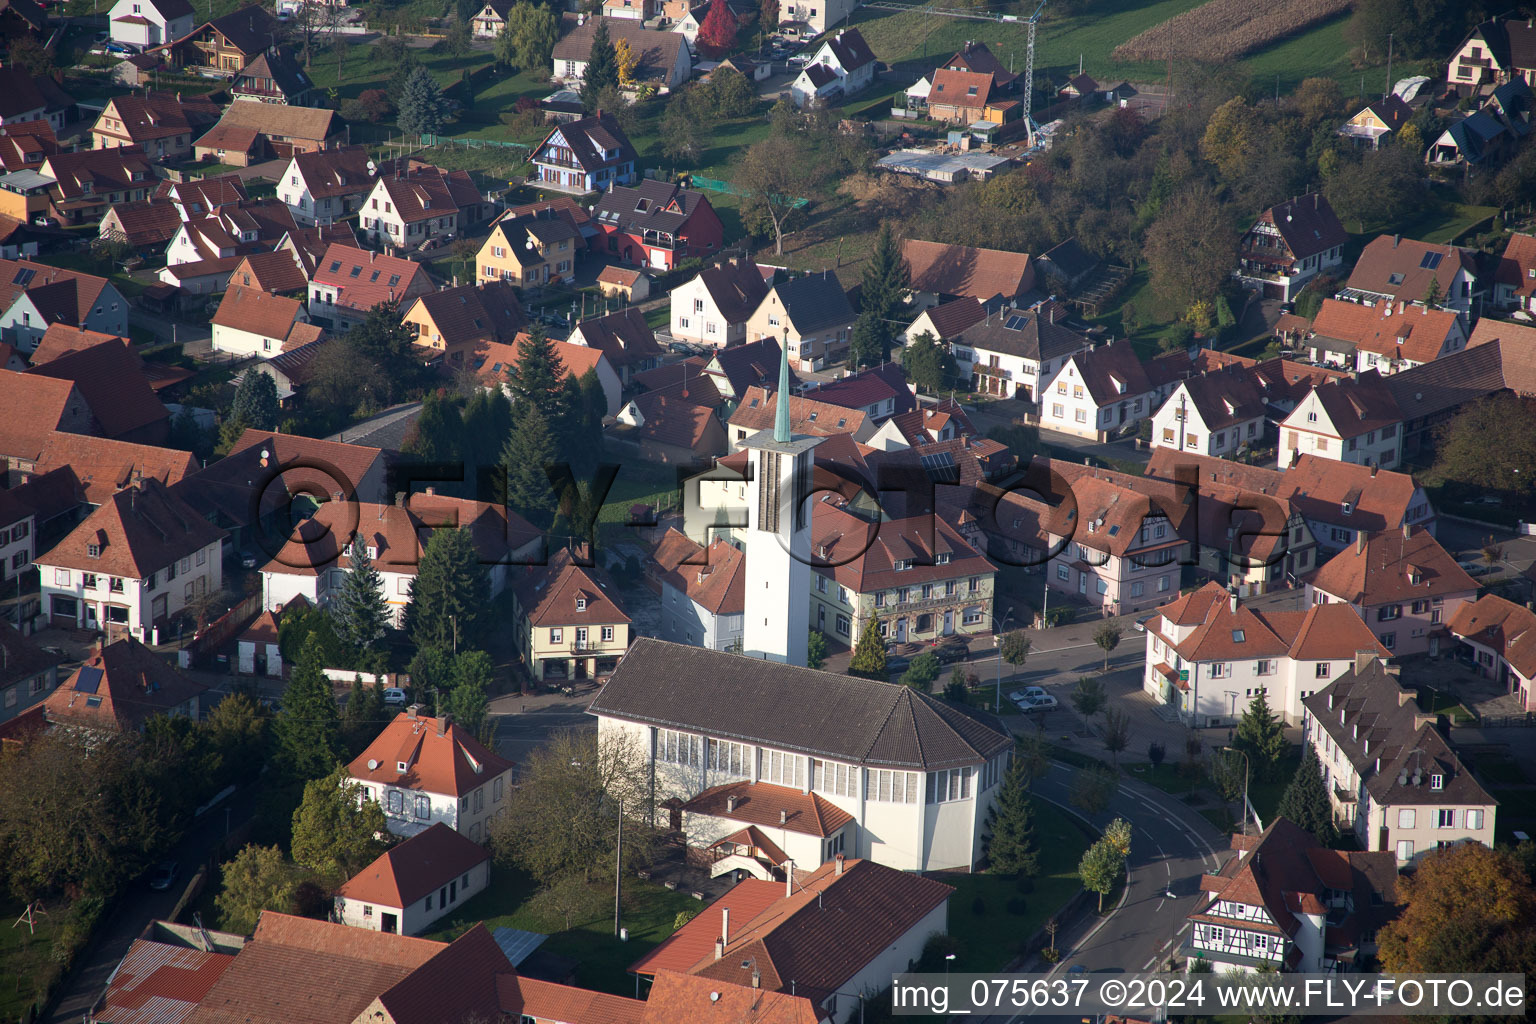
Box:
left=530, top=113, right=638, bottom=195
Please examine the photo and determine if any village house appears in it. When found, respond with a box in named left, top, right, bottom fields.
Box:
left=1143, top=581, right=1390, bottom=727
left=899, top=295, right=986, bottom=350
left=476, top=208, right=581, bottom=289
left=567, top=306, right=663, bottom=385
left=1338, top=235, right=1484, bottom=316
left=631, top=858, right=951, bottom=1020
left=1447, top=17, right=1536, bottom=94
left=728, top=387, right=874, bottom=449
left=0, top=119, right=59, bottom=175
left=230, top=48, right=317, bottom=106
left=0, top=372, right=95, bottom=467
left=278, top=146, right=377, bottom=227
left=156, top=173, right=249, bottom=217
left=259, top=493, right=539, bottom=625
left=742, top=271, right=855, bottom=371
left=1449, top=594, right=1536, bottom=712
left=796, top=363, right=915, bottom=424
left=0, top=484, right=36, bottom=582
left=604, top=0, right=655, bottom=19
left=1305, top=526, right=1478, bottom=658
left=1150, top=367, right=1268, bottom=459
left=34, top=148, right=158, bottom=226
left=1338, top=95, right=1413, bottom=148
left=97, top=200, right=183, bottom=253
left=309, top=244, right=435, bottom=332
left=867, top=399, right=983, bottom=451
left=697, top=336, right=798, bottom=404
left=0, top=620, right=60, bottom=726
left=19, top=430, right=194, bottom=508
left=163, top=198, right=299, bottom=267
left=25, top=338, right=170, bottom=446
left=193, top=101, right=343, bottom=167
left=108, top=0, right=194, bottom=50
left=651, top=531, right=745, bottom=651
left=227, top=335, right=329, bottom=406
left=229, top=248, right=310, bottom=296
left=19, top=637, right=207, bottom=736
left=235, top=602, right=285, bottom=676
left=552, top=17, right=692, bottom=91
left=1277, top=371, right=1404, bottom=470
left=90, top=91, right=221, bottom=162
left=348, top=707, right=515, bottom=842
left=1233, top=193, right=1347, bottom=302
left=528, top=112, right=638, bottom=195
left=1380, top=340, right=1514, bottom=461
left=1304, top=654, right=1496, bottom=865
left=400, top=281, right=525, bottom=367
left=591, top=638, right=1014, bottom=872
left=592, top=179, right=723, bottom=272
left=334, top=822, right=491, bottom=935
left=1038, top=340, right=1155, bottom=441
left=1493, top=231, right=1536, bottom=312
left=775, top=0, right=856, bottom=37
left=812, top=496, right=996, bottom=646
left=210, top=285, right=314, bottom=358
left=956, top=303, right=1093, bottom=401
left=36, top=479, right=226, bottom=642
left=790, top=28, right=877, bottom=108
left=0, top=259, right=130, bottom=352
left=596, top=265, right=649, bottom=303
left=669, top=258, right=774, bottom=348
left=925, top=67, right=1019, bottom=124
left=511, top=548, right=632, bottom=683
left=1186, top=817, right=1397, bottom=974
left=470, top=0, right=512, bottom=37
left=360, top=165, right=488, bottom=250
left=902, top=238, right=1034, bottom=308
left=614, top=388, right=728, bottom=465
left=167, top=5, right=282, bottom=76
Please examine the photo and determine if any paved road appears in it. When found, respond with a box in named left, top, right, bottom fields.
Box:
left=42, top=788, right=258, bottom=1024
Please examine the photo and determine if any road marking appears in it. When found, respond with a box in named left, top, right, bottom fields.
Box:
left=1165, top=862, right=1172, bottom=877
left=1142, top=957, right=1157, bottom=970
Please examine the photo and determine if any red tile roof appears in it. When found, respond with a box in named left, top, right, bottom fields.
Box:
left=405, top=281, right=526, bottom=350
left=1346, top=235, right=1477, bottom=305
left=30, top=431, right=196, bottom=505
left=312, top=244, right=433, bottom=313
left=1151, top=581, right=1388, bottom=665
left=230, top=250, right=309, bottom=295
left=29, top=324, right=128, bottom=365
left=638, top=971, right=821, bottom=1024
left=902, top=238, right=1033, bottom=302
left=374, top=166, right=482, bottom=224
left=730, top=386, right=869, bottom=438
left=212, top=286, right=305, bottom=341
left=43, top=637, right=209, bottom=734
left=25, top=338, right=167, bottom=441
left=1311, top=298, right=1461, bottom=365
left=1306, top=525, right=1478, bottom=606
left=97, top=939, right=235, bottom=1024
left=288, top=146, right=378, bottom=201
left=569, top=307, right=661, bottom=370
left=1496, top=232, right=1536, bottom=300
left=681, top=780, right=853, bottom=838
left=513, top=547, right=632, bottom=628
left=1448, top=593, right=1536, bottom=678
left=814, top=498, right=995, bottom=595
left=337, top=822, right=490, bottom=908
left=0, top=259, right=117, bottom=332
left=657, top=535, right=745, bottom=615
left=347, top=710, right=514, bottom=798
left=504, top=976, right=646, bottom=1024
left=38, top=477, right=226, bottom=578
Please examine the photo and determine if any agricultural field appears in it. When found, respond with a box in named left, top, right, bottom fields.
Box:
left=1113, top=0, right=1351, bottom=64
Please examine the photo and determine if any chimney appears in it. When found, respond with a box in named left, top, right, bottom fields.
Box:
left=779, top=809, right=787, bottom=824
left=785, top=861, right=794, bottom=897
left=407, top=704, right=420, bottom=719
left=721, top=907, right=730, bottom=945
left=751, top=970, right=761, bottom=989
left=1403, top=522, right=1411, bottom=539
left=1355, top=532, right=1366, bottom=555
left=1371, top=465, right=1378, bottom=477
left=1398, top=689, right=1415, bottom=707
left=726, top=794, right=738, bottom=813
left=834, top=853, right=845, bottom=876
left=1414, top=712, right=1438, bottom=731
left=1229, top=593, right=1238, bottom=613
left=436, top=714, right=449, bottom=736
left=1354, top=649, right=1376, bottom=673
left=713, top=939, right=724, bottom=961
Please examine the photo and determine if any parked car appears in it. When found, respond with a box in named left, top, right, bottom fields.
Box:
left=932, top=641, right=969, bottom=664
left=382, top=687, right=408, bottom=706
left=1007, top=686, right=1049, bottom=703
left=147, top=861, right=180, bottom=892
left=1012, top=692, right=1058, bottom=713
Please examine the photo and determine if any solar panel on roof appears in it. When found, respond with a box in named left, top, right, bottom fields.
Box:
left=13, top=268, right=35, bottom=286
left=1004, top=315, right=1027, bottom=331
left=1420, top=251, right=1443, bottom=270
left=73, top=667, right=103, bottom=694
left=919, top=450, right=959, bottom=483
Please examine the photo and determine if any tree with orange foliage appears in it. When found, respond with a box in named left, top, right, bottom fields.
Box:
left=1378, top=842, right=1536, bottom=979
left=695, top=0, right=738, bottom=59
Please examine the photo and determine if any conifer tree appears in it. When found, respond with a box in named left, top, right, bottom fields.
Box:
left=503, top=404, right=560, bottom=529
left=462, top=387, right=514, bottom=491
left=1276, top=744, right=1337, bottom=845
left=404, top=528, right=491, bottom=652
left=273, top=634, right=344, bottom=782
left=580, top=21, right=619, bottom=109
left=404, top=391, right=464, bottom=463
left=985, top=758, right=1040, bottom=877
left=335, top=537, right=390, bottom=656
left=504, top=323, right=567, bottom=411
left=1235, top=692, right=1289, bottom=782
left=396, top=66, right=450, bottom=140
left=847, top=619, right=888, bottom=680
left=860, top=221, right=909, bottom=322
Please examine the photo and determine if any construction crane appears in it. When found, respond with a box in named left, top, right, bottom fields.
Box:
left=1018, top=1, right=1046, bottom=147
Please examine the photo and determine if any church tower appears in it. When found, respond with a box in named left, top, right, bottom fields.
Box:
left=740, top=339, right=821, bottom=665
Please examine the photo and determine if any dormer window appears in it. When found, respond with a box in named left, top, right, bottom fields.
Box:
left=1430, top=774, right=1443, bottom=790
left=396, top=761, right=408, bottom=773
left=576, top=597, right=587, bottom=611
left=1341, top=502, right=1353, bottom=515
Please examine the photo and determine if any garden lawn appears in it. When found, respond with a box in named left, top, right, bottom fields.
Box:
left=1249, top=750, right=1301, bottom=828
left=1125, top=761, right=1203, bottom=797
left=428, top=869, right=700, bottom=995
left=595, top=458, right=684, bottom=524
left=0, top=901, right=62, bottom=1024
left=937, top=799, right=1090, bottom=972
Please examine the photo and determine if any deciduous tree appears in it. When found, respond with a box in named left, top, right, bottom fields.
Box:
left=1379, top=842, right=1536, bottom=980
left=903, top=330, right=957, bottom=394
left=847, top=619, right=888, bottom=680
left=1098, top=706, right=1131, bottom=765
left=1432, top=393, right=1536, bottom=500
left=500, top=1, right=559, bottom=70
left=806, top=629, right=828, bottom=670
left=1078, top=835, right=1123, bottom=912
left=1142, top=189, right=1237, bottom=320
left=614, top=37, right=640, bottom=88
left=899, top=651, right=941, bottom=691
left=1092, top=622, right=1122, bottom=671
left=216, top=844, right=300, bottom=935
left=1070, top=675, right=1106, bottom=720
left=736, top=134, right=812, bottom=256
left=984, top=758, right=1040, bottom=878
left=290, top=766, right=388, bottom=887
left=695, top=0, right=739, bottom=59
left=1069, top=763, right=1118, bottom=815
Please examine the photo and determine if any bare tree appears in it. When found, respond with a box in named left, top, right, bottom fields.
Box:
left=1098, top=706, right=1131, bottom=766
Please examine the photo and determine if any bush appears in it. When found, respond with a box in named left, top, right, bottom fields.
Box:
left=673, top=908, right=699, bottom=930
left=1006, top=897, right=1028, bottom=915
left=919, top=932, right=965, bottom=971
left=1042, top=606, right=1076, bottom=627
left=971, top=895, right=986, bottom=916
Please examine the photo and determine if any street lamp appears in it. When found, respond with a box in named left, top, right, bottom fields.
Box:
left=944, top=953, right=956, bottom=978
left=990, top=607, right=1015, bottom=713
left=1221, top=745, right=1250, bottom=834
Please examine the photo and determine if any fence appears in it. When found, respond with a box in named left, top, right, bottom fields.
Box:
left=185, top=593, right=262, bottom=666
left=681, top=174, right=810, bottom=209
left=420, top=134, right=532, bottom=153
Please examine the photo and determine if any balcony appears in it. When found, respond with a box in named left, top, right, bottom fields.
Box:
left=537, top=154, right=584, bottom=170
left=1458, top=56, right=1492, bottom=69
left=876, top=591, right=979, bottom=615
left=569, top=640, right=613, bottom=654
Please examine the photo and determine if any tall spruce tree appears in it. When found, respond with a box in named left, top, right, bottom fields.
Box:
left=462, top=387, right=514, bottom=495
left=405, top=391, right=464, bottom=463
left=580, top=22, right=620, bottom=109
left=504, top=323, right=567, bottom=410
left=1276, top=744, right=1337, bottom=845
left=405, top=528, right=491, bottom=652
left=396, top=65, right=450, bottom=140
left=1234, top=692, right=1289, bottom=782
left=273, top=634, right=344, bottom=782
left=230, top=369, right=280, bottom=432
left=335, top=537, right=390, bottom=655
left=985, top=758, right=1040, bottom=877
left=860, top=221, right=909, bottom=321
left=503, top=404, right=561, bottom=529
left=847, top=619, right=888, bottom=680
